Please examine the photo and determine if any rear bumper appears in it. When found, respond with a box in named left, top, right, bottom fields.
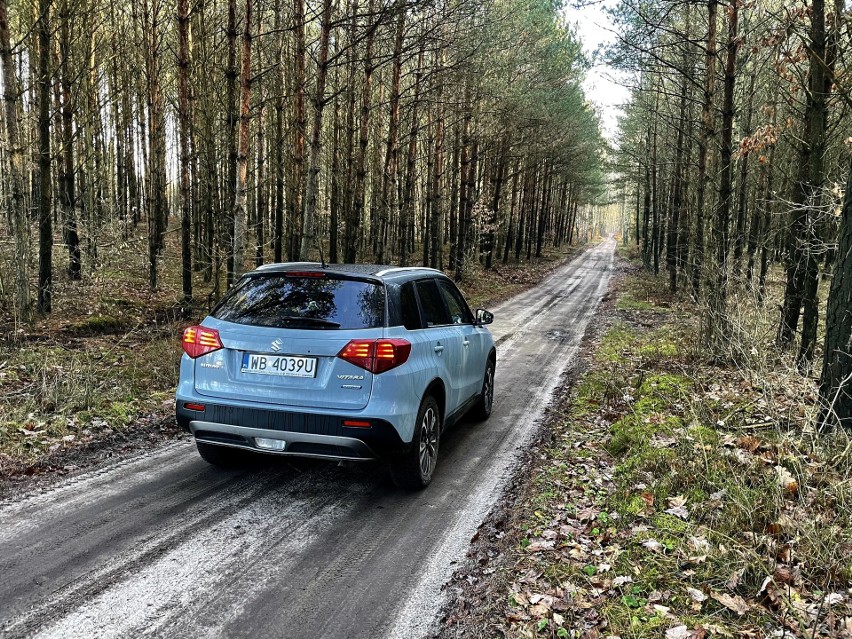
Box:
left=177, top=401, right=408, bottom=460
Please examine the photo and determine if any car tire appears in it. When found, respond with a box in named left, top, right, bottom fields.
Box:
left=469, top=358, right=495, bottom=422
left=196, top=441, right=250, bottom=468
left=390, top=395, right=441, bottom=489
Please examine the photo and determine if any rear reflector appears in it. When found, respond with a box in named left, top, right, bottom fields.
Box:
left=343, top=420, right=372, bottom=428
left=182, top=326, right=223, bottom=359
left=337, top=339, right=411, bottom=374
left=184, top=403, right=206, bottom=412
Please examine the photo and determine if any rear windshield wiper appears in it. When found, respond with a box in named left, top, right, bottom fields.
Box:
left=278, top=316, right=341, bottom=329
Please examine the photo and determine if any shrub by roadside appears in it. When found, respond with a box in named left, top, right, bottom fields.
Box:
left=439, top=252, right=852, bottom=639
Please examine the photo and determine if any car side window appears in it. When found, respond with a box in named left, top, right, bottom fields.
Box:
left=415, top=279, right=451, bottom=327
left=400, top=282, right=422, bottom=330
left=437, top=280, right=472, bottom=325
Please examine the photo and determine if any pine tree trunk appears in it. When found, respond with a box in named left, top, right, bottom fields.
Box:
left=707, top=0, right=738, bottom=347
left=273, top=2, right=284, bottom=263
left=0, top=0, right=31, bottom=321
left=486, top=145, right=507, bottom=270
left=346, top=0, right=376, bottom=263
left=667, top=7, right=690, bottom=294
left=255, top=101, right=265, bottom=267
left=37, top=0, right=52, bottom=313
left=59, top=0, right=81, bottom=280
left=692, top=0, right=717, bottom=298
left=732, top=70, right=756, bottom=278
left=818, top=156, right=852, bottom=429
left=330, top=64, right=342, bottom=264
left=400, top=35, right=424, bottom=268
left=178, top=0, right=193, bottom=302
left=289, top=0, right=307, bottom=260
left=429, top=48, right=444, bottom=270
left=651, top=100, right=660, bottom=275
left=642, top=125, right=652, bottom=269
left=300, top=0, right=332, bottom=260
left=232, top=0, right=253, bottom=279
left=143, top=0, right=167, bottom=290
left=225, top=0, right=238, bottom=282
left=794, top=0, right=841, bottom=371
left=378, top=7, right=404, bottom=265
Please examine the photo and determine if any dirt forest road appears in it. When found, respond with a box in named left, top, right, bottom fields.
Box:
left=0, top=239, right=615, bottom=639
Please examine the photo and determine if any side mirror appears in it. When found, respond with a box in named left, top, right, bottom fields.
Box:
left=475, top=309, right=494, bottom=325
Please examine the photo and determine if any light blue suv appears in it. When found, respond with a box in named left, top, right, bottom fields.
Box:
left=176, top=263, right=496, bottom=488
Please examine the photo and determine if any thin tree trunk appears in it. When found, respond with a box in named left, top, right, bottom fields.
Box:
left=707, top=0, right=738, bottom=347
left=429, top=47, right=444, bottom=270
left=400, top=34, right=424, bottom=267
left=255, top=101, right=265, bottom=267
left=0, top=0, right=31, bottom=321
left=232, top=0, right=253, bottom=279
left=818, top=156, right=852, bottom=428
left=289, top=0, right=306, bottom=259
left=692, top=0, right=717, bottom=299
left=225, top=0, right=238, bottom=282
left=143, top=0, right=167, bottom=290
left=273, top=2, right=284, bottom=263
left=178, top=0, right=193, bottom=302
left=732, top=70, right=756, bottom=278
left=667, top=6, right=690, bottom=293
left=37, top=0, right=52, bottom=313
left=794, top=0, right=841, bottom=370
left=59, top=0, right=80, bottom=280
left=300, top=0, right=332, bottom=260
left=378, top=6, right=404, bottom=265
left=346, top=0, right=376, bottom=263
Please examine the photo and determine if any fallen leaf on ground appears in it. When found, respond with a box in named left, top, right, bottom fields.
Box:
left=711, top=591, right=749, bottom=615
left=642, top=538, right=664, bottom=553
left=686, top=587, right=707, bottom=603
left=774, top=465, right=798, bottom=494
left=666, top=626, right=693, bottom=639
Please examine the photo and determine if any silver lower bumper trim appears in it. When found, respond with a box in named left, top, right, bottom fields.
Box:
left=189, top=420, right=378, bottom=461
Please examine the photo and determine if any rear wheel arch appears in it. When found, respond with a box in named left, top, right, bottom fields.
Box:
left=424, top=378, right=446, bottom=422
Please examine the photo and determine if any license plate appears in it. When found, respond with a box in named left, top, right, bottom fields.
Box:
left=241, top=353, right=318, bottom=378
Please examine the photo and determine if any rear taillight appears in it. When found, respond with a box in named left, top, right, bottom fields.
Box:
left=337, top=339, right=411, bottom=374
left=182, top=325, right=223, bottom=359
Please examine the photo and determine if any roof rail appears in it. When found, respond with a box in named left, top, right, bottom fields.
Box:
left=375, top=266, right=442, bottom=276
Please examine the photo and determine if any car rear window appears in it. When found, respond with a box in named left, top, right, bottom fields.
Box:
left=213, top=274, right=385, bottom=329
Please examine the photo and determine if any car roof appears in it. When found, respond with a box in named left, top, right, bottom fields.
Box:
left=251, top=262, right=446, bottom=281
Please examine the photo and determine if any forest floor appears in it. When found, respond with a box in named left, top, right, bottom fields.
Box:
left=0, top=230, right=582, bottom=488
left=436, top=246, right=852, bottom=639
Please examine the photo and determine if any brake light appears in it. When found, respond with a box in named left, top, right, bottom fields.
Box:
left=337, top=339, right=411, bottom=374
left=182, top=326, right=223, bottom=359
left=285, top=271, right=325, bottom=278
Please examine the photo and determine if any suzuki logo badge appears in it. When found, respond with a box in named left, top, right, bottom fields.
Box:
left=270, top=338, right=283, bottom=352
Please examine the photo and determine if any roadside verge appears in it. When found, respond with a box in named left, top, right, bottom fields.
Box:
left=435, top=249, right=852, bottom=639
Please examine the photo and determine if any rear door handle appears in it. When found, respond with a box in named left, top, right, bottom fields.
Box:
left=434, top=344, right=444, bottom=353
left=463, top=339, right=470, bottom=348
